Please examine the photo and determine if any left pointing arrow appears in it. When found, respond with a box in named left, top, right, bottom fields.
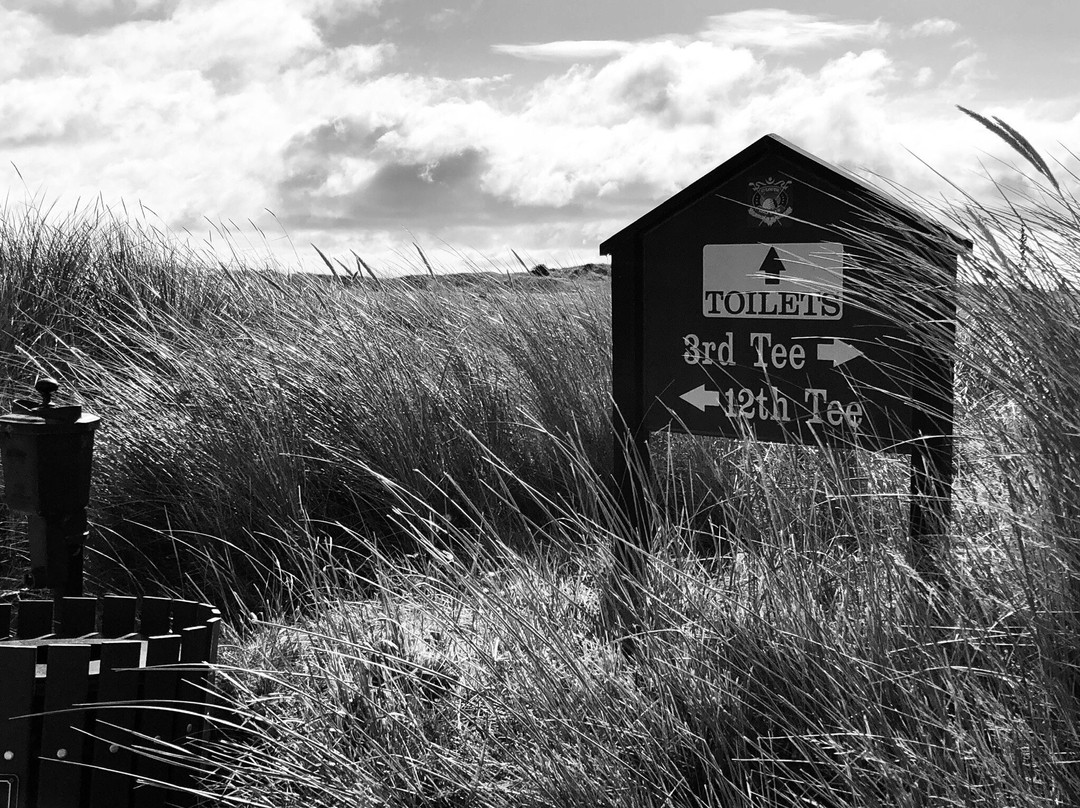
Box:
left=680, top=385, right=721, bottom=412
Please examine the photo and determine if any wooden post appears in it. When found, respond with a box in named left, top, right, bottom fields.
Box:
left=0, top=644, right=35, bottom=808
left=609, top=237, right=653, bottom=642
left=27, top=512, right=87, bottom=599
left=906, top=257, right=956, bottom=589
left=909, top=434, right=953, bottom=588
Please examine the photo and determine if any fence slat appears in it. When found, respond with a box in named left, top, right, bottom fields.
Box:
left=170, top=626, right=212, bottom=806
left=169, top=601, right=200, bottom=633
left=0, top=644, right=36, bottom=808
left=16, top=600, right=53, bottom=639
left=139, top=598, right=172, bottom=637
left=102, top=596, right=138, bottom=638
left=38, top=643, right=92, bottom=808
left=177, top=627, right=210, bottom=738
left=0, top=603, right=10, bottom=639
left=58, top=597, right=98, bottom=638
left=87, top=640, right=143, bottom=808
left=132, top=634, right=182, bottom=808
left=205, top=616, right=221, bottom=665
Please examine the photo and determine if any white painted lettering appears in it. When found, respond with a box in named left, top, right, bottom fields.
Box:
left=748, top=333, right=805, bottom=370
left=701, top=290, right=843, bottom=319
left=684, top=333, right=734, bottom=366
left=844, top=401, right=864, bottom=430
left=772, top=387, right=791, bottom=422
left=788, top=343, right=806, bottom=369
left=804, top=388, right=864, bottom=430
left=825, top=399, right=846, bottom=426
left=683, top=333, right=701, bottom=364
left=750, top=332, right=772, bottom=369
left=805, top=388, right=829, bottom=424
left=722, top=386, right=792, bottom=423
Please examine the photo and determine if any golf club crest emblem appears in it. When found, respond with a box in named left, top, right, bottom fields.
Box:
left=748, top=177, right=793, bottom=226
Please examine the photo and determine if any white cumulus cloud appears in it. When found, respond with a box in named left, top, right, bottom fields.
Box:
left=908, top=18, right=960, bottom=37
left=493, top=40, right=634, bottom=62
left=1, top=1, right=1072, bottom=271
left=298, top=0, right=386, bottom=18
left=704, top=9, right=889, bottom=52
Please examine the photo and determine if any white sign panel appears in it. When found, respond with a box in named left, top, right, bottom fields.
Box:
left=702, top=242, right=844, bottom=319
left=1, top=776, right=16, bottom=808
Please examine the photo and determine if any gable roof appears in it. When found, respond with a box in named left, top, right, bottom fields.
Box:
left=599, top=133, right=971, bottom=255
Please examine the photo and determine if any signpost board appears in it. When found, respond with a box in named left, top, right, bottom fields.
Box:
left=601, top=134, right=968, bottom=587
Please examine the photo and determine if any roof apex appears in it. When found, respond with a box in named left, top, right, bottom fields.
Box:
left=599, top=133, right=969, bottom=254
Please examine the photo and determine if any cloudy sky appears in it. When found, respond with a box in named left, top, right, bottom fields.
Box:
left=2, top=1, right=1078, bottom=273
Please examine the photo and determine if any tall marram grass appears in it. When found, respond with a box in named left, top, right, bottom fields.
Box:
left=2, top=123, right=1080, bottom=805
left=0, top=202, right=613, bottom=610
left=204, top=437, right=1073, bottom=807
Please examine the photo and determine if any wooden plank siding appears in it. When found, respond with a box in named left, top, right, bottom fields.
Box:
left=0, top=644, right=36, bottom=808
left=87, top=640, right=142, bottom=808
left=37, top=644, right=93, bottom=808
left=0, top=596, right=223, bottom=808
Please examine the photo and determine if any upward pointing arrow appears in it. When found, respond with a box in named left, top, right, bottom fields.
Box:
left=817, top=338, right=864, bottom=367
left=759, top=246, right=786, bottom=285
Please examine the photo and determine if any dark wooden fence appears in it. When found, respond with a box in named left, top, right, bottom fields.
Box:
left=0, top=595, right=222, bottom=808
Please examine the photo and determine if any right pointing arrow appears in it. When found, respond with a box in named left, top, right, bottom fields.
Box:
left=680, top=384, right=721, bottom=412
left=817, top=338, right=864, bottom=367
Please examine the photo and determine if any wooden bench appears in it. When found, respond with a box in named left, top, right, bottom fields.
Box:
left=0, top=595, right=222, bottom=808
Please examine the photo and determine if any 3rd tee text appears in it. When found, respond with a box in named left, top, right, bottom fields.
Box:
left=684, top=331, right=807, bottom=369
left=681, top=331, right=864, bottom=429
